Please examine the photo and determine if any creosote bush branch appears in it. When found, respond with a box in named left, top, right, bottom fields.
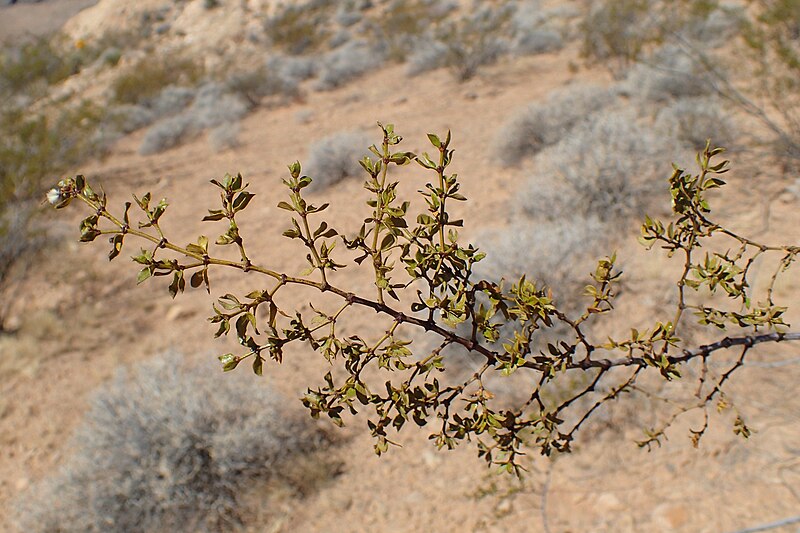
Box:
left=50, top=124, right=800, bottom=475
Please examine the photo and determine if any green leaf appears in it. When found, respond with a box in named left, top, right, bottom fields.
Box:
left=108, top=234, right=124, bottom=261
left=203, top=210, right=226, bottom=221
left=233, top=191, right=255, bottom=212
left=252, top=355, right=263, bottom=376
left=190, top=269, right=205, bottom=288
left=288, top=161, right=301, bottom=179
left=218, top=353, right=239, bottom=371
left=168, top=271, right=185, bottom=298
left=136, top=267, right=152, bottom=284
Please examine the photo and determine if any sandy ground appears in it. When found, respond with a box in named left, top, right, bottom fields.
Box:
left=2, top=2, right=800, bottom=533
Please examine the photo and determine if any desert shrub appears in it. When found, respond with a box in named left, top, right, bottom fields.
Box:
left=0, top=99, right=107, bottom=329
left=365, top=0, right=456, bottom=62
left=738, top=0, right=800, bottom=161
left=295, top=109, right=315, bottom=124
left=109, top=104, right=157, bottom=134
left=0, top=35, right=77, bottom=97
left=0, top=101, right=107, bottom=199
left=315, top=39, right=385, bottom=90
left=266, top=54, right=320, bottom=84
left=111, top=52, right=204, bottom=106
left=655, top=96, right=738, bottom=151
left=580, top=0, right=655, bottom=72
left=148, top=85, right=197, bottom=116
left=406, top=39, right=450, bottom=76
left=493, top=84, right=618, bottom=165
left=512, top=27, right=564, bottom=56
left=99, top=46, right=122, bottom=67
left=139, top=84, right=248, bottom=155
left=335, top=1, right=366, bottom=27
left=210, top=121, right=241, bottom=152
left=0, top=201, right=42, bottom=330
left=305, top=131, right=372, bottom=188
left=581, top=0, right=743, bottom=75
left=264, top=0, right=336, bottom=55
left=474, top=217, right=604, bottom=301
left=224, top=65, right=299, bottom=108
left=517, top=109, right=668, bottom=223
left=442, top=212, right=609, bottom=395
left=328, top=29, right=352, bottom=49
left=139, top=115, right=194, bottom=155
left=678, top=2, right=744, bottom=44
left=0, top=202, right=37, bottom=279
left=91, top=83, right=194, bottom=139
left=15, top=353, right=336, bottom=532
left=434, top=6, right=513, bottom=81
left=620, top=44, right=715, bottom=102
left=509, top=1, right=566, bottom=56
left=187, top=83, right=249, bottom=129
left=0, top=30, right=136, bottom=96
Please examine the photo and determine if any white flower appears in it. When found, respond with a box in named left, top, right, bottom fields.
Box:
left=46, top=188, right=62, bottom=206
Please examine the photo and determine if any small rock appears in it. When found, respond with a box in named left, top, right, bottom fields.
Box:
left=595, top=492, right=624, bottom=512
left=422, top=451, right=440, bottom=467
left=15, top=477, right=29, bottom=491
left=496, top=497, right=513, bottom=515
left=3, top=313, right=21, bottom=332
left=652, top=503, right=689, bottom=529
left=166, top=305, right=194, bottom=322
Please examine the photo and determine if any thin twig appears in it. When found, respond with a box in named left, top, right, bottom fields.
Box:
left=725, top=514, right=800, bottom=533
left=540, top=459, right=555, bottom=533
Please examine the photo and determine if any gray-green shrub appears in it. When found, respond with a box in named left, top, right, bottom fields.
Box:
left=518, top=109, right=668, bottom=223
left=655, top=96, right=738, bottom=151
left=493, top=84, right=618, bottom=165
left=139, top=83, right=248, bottom=155
left=509, top=1, right=566, bottom=56
left=225, top=66, right=301, bottom=109
left=314, top=39, right=385, bottom=90
left=111, top=52, right=204, bottom=106
left=139, top=114, right=194, bottom=155
left=15, top=353, right=336, bottom=533
left=580, top=0, right=657, bottom=73
left=305, top=131, right=372, bottom=189
left=210, top=121, right=241, bottom=152
left=619, top=44, right=715, bottom=102
left=512, top=27, right=564, bottom=55
left=263, top=0, right=336, bottom=55
left=474, top=217, right=604, bottom=300
left=435, top=5, right=512, bottom=81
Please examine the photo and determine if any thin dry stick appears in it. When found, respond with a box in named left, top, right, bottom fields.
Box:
left=726, top=515, right=800, bottom=533
left=541, top=459, right=555, bottom=533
